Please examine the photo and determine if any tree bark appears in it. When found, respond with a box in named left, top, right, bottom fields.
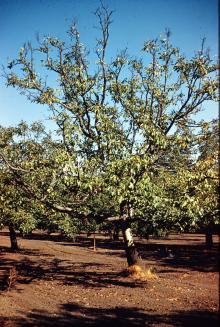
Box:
left=121, top=222, right=139, bottom=266
left=205, top=232, right=213, bottom=248
left=120, top=201, right=140, bottom=266
left=8, top=224, right=19, bottom=251
left=205, top=223, right=213, bottom=248
left=93, top=233, right=96, bottom=251
left=113, top=222, right=120, bottom=241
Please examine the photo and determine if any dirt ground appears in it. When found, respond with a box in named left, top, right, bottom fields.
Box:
left=0, top=230, right=219, bottom=326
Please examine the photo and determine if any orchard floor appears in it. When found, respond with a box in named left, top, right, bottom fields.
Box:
left=0, top=231, right=219, bottom=327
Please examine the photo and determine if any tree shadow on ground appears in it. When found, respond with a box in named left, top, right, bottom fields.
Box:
left=54, top=233, right=220, bottom=273
left=0, top=253, right=142, bottom=292
left=0, top=304, right=219, bottom=326
left=67, top=237, right=219, bottom=273
left=137, top=242, right=219, bottom=273
left=1, top=231, right=219, bottom=276
left=49, top=235, right=219, bottom=273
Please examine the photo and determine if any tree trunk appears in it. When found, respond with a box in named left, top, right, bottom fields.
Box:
left=120, top=201, right=140, bottom=266
left=8, top=224, right=19, bottom=251
left=205, top=222, right=213, bottom=248
left=93, top=233, right=96, bottom=251
left=113, top=222, right=120, bottom=241
left=205, top=232, right=213, bottom=248
left=121, top=222, right=139, bottom=266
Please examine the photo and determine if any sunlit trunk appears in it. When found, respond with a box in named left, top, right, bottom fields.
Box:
left=121, top=222, right=139, bottom=266
left=120, top=201, right=140, bottom=266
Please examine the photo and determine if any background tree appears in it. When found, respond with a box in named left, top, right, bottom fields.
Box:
left=176, top=119, right=219, bottom=247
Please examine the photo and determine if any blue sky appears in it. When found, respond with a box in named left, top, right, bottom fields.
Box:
left=0, top=0, right=218, bottom=128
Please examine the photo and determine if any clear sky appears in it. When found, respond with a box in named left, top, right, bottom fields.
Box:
left=0, top=0, right=218, bottom=128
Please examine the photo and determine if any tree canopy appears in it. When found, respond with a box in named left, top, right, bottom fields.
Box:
left=1, top=5, right=218, bottom=256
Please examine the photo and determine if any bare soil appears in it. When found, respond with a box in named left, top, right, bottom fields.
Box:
left=0, top=230, right=219, bottom=326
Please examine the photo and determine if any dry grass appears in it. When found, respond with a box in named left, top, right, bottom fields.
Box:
left=122, top=264, right=158, bottom=281
left=7, top=267, right=17, bottom=292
